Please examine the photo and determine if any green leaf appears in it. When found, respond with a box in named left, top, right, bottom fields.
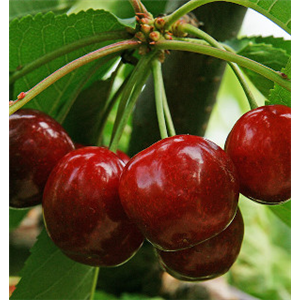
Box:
left=9, top=9, right=127, bottom=121
left=225, top=36, right=290, bottom=97
left=70, top=0, right=168, bottom=20
left=268, top=201, right=291, bottom=227
left=268, top=57, right=291, bottom=106
left=10, top=229, right=96, bottom=300
left=245, top=0, right=291, bottom=34
left=9, top=208, right=30, bottom=230
left=9, top=0, right=75, bottom=21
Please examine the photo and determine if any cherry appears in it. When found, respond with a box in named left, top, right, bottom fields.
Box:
left=75, top=143, right=130, bottom=164
left=119, top=134, right=239, bottom=251
left=42, top=146, right=144, bottom=267
left=9, top=109, right=75, bottom=208
left=115, top=149, right=130, bottom=165
left=156, top=208, right=244, bottom=281
left=225, top=105, right=291, bottom=204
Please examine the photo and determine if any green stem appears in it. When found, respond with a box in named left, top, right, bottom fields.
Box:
left=89, top=267, right=100, bottom=300
left=9, top=39, right=140, bottom=115
left=154, top=39, right=291, bottom=92
left=129, top=0, right=151, bottom=16
left=109, top=52, right=156, bottom=152
left=222, top=44, right=258, bottom=109
left=96, top=69, right=131, bottom=147
left=181, top=23, right=258, bottom=109
left=163, top=0, right=291, bottom=34
left=162, top=86, right=176, bottom=137
left=110, top=52, right=157, bottom=149
left=9, top=30, right=131, bottom=84
left=152, top=59, right=168, bottom=139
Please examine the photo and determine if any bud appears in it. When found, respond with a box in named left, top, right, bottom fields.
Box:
left=154, top=17, right=165, bottom=30
left=149, top=31, right=161, bottom=42
left=164, top=33, right=173, bottom=40
left=135, top=31, right=147, bottom=42
left=140, top=17, right=154, bottom=25
left=140, top=24, right=153, bottom=35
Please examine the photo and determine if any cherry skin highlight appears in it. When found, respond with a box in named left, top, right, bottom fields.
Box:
left=42, top=146, right=144, bottom=267
left=156, top=208, right=244, bottom=281
left=225, top=105, right=291, bottom=204
left=119, top=134, right=239, bottom=251
left=9, top=109, right=75, bottom=208
left=75, top=143, right=130, bottom=164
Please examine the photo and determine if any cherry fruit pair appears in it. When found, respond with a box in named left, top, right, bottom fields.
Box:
left=10, top=109, right=138, bottom=267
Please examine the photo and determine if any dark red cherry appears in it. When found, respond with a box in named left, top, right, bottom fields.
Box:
left=42, top=146, right=144, bottom=267
left=156, top=208, right=244, bottom=281
left=225, top=105, right=291, bottom=204
left=75, top=143, right=130, bottom=164
left=9, top=109, right=75, bottom=208
left=115, top=150, right=130, bottom=165
left=119, top=135, right=239, bottom=251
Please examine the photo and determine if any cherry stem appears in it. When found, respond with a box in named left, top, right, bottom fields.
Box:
left=151, top=59, right=176, bottom=138
left=109, top=51, right=157, bottom=152
left=95, top=64, right=131, bottom=147
left=152, top=59, right=168, bottom=139
left=9, top=39, right=140, bottom=116
left=110, top=53, right=155, bottom=148
left=181, top=23, right=258, bottom=109
left=89, top=267, right=100, bottom=300
left=161, top=79, right=176, bottom=137
left=154, top=39, right=291, bottom=92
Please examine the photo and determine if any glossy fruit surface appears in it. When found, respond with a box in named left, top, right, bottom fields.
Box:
left=225, top=105, right=291, bottom=204
left=75, top=143, right=130, bottom=164
left=156, top=208, right=244, bottom=281
left=116, top=150, right=130, bottom=164
left=42, top=146, right=144, bottom=267
left=119, top=134, right=239, bottom=251
left=9, top=109, right=75, bottom=208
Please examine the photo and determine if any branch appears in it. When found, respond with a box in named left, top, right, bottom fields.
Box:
left=9, top=39, right=140, bottom=115
left=9, top=30, right=131, bottom=84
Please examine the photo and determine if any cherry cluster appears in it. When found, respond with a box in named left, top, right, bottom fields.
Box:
left=9, top=104, right=291, bottom=281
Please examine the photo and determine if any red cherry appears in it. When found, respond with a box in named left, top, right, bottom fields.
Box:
left=116, top=149, right=130, bottom=164
left=156, top=208, right=244, bottom=281
left=225, top=105, right=291, bottom=204
left=42, top=146, right=144, bottom=267
left=75, top=143, right=130, bottom=164
left=119, top=135, right=239, bottom=251
left=9, top=109, right=75, bottom=208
